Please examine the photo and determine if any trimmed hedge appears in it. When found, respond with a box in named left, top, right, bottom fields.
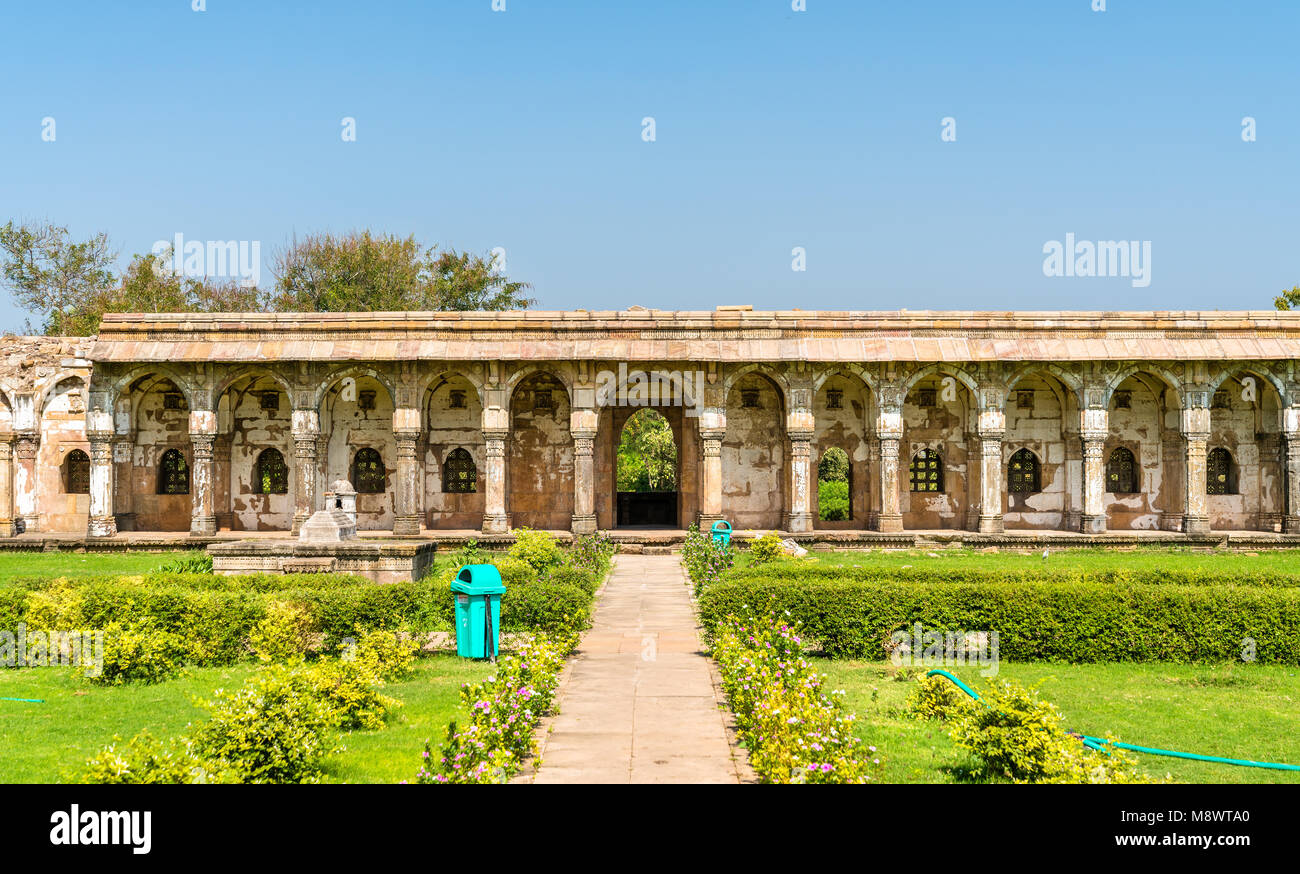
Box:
left=7, top=564, right=603, bottom=667
left=722, top=563, right=1300, bottom=590
left=697, top=577, right=1300, bottom=664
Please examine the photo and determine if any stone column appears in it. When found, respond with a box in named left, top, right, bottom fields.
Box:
left=570, top=407, right=598, bottom=535
left=13, top=431, right=39, bottom=533
left=393, top=429, right=422, bottom=535
left=291, top=409, right=320, bottom=535
left=1285, top=407, right=1300, bottom=534
left=698, top=430, right=725, bottom=529
left=86, top=408, right=117, bottom=538
left=786, top=430, right=814, bottom=533
left=1079, top=407, right=1109, bottom=534
left=0, top=435, right=13, bottom=537
left=976, top=407, right=1005, bottom=534
left=876, top=401, right=904, bottom=532
left=480, top=399, right=510, bottom=533
left=189, top=410, right=217, bottom=536
left=1181, top=404, right=1211, bottom=535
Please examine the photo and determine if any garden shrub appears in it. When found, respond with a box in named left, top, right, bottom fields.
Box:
left=415, top=633, right=573, bottom=783
left=748, top=531, right=786, bottom=565
left=93, top=619, right=187, bottom=685
left=307, top=657, right=397, bottom=731
left=192, top=664, right=340, bottom=784
left=506, top=527, right=563, bottom=577
left=249, top=600, right=313, bottom=663
left=697, top=577, right=1300, bottom=664
left=907, top=672, right=973, bottom=722
left=712, top=607, right=880, bottom=784
left=351, top=627, right=420, bottom=680
left=817, top=479, right=850, bottom=521
left=488, top=556, right=535, bottom=591
left=681, top=523, right=735, bottom=594
left=547, top=565, right=600, bottom=596
left=946, top=678, right=1160, bottom=784
left=499, top=580, right=592, bottom=633
left=81, top=731, right=230, bottom=784
left=568, top=532, right=618, bottom=577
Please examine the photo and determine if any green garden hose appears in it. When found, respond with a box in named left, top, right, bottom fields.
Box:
left=925, top=668, right=1300, bottom=772
left=0, top=697, right=44, bottom=703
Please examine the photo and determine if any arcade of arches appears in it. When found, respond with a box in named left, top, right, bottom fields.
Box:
left=4, top=310, right=1300, bottom=540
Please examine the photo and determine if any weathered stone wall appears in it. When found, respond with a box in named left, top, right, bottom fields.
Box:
left=218, top=374, right=294, bottom=531
left=508, top=371, right=574, bottom=530
left=1104, top=375, right=1169, bottom=530
left=422, top=374, right=485, bottom=529
left=1003, top=374, right=1071, bottom=530
left=722, top=373, right=785, bottom=530
left=901, top=375, right=971, bottom=530
left=130, top=381, right=192, bottom=531
left=323, top=375, right=395, bottom=530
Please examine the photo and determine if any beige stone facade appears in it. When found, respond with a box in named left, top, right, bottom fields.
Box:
left=4, top=308, right=1300, bottom=539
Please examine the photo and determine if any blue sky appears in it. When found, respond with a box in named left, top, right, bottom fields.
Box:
left=1, top=0, right=1296, bottom=332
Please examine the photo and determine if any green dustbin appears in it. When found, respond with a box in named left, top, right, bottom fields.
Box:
left=710, top=520, right=732, bottom=547
left=451, top=564, right=506, bottom=660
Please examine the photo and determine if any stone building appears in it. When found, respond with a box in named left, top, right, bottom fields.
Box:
left=2, top=308, right=1299, bottom=540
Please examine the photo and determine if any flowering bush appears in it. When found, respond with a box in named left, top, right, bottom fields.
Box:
left=93, top=618, right=187, bottom=685
left=413, top=632, right=574, bottom=784
left=681, top=524, right=735, bottom=595
left=944, top=678, right=1162, bottom=784
left=248, top=600, right=313, bottom=663
left=568, top=531, right=618, bottom=578
left=507, top=527, right=564, bottom=577
left=713, top=607, right=881, bottom=784
left=748, top=531, right=785, bottom=565
left=81, top=731, right=231, bottom=784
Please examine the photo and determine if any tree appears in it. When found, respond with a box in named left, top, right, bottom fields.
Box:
left=617, top=409, right=677, bottom=492
left=270, top=231, right=534, bottom=313
left=1274, top=285, right=1300, bottom=310
left=0, top=221, right=117, bottom=335
left=88, top=249, right=268, bottom=318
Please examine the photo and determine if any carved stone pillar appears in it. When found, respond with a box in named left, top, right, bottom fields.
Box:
left=1285, top=408, right=1300, bottom=534
left=976, top=406, right=1005, bottom=534
left=786, top=430, right=814, bottom=533
left=698, top=430, right=725, bottom=529
left=13, top=431, right=39, bottom=533
left=482, top=429, right=509, bottom=533
left=1079, top=407, right=1109, bottom=534
left=1181, top=404, right=1211, bottom=535
left=393, top=428, right=422, bottom=535
left=189, top=411, right=217, bottom=536
left=87, top=414, right=117, bottom=537
left=570, top=406, right=598, bottom=534
left=876, top=400, right=903, bottom=533
left=0, top=435, right=13, bottom=537
left=291, top=409, right=320, bottom=535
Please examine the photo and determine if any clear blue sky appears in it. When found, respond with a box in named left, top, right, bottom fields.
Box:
left=1, top=1, right=1296, bottom=332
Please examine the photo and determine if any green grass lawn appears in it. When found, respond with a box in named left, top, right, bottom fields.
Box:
left=0, top=550, right=200, bottom=586
left=819, top=659, right=1300, bottom=784
left=0, top=655, right=493, bottom=783
left=733, top=545, right=1300, bottom=575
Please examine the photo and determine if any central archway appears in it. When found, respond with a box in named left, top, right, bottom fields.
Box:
left=615, top=408, right=679, bottom=526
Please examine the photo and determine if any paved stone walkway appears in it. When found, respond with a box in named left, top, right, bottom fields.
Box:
left=528, top=554, right=742, bottom=784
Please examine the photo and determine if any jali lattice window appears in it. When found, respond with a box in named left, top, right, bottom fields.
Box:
left=1106, top=447, right=1137, bottom=494
left=533, top=390, right=554, bottom=412
left=825, top=388, right=843, bottom=410
left=158, top=448, right=189, bottom=495
left=256, top=448, right=289, bottom=494
left=352, top=448, right=386, bottom=493
left=163, top=392, right=185, bottom=411
left=1207, top=448, right=1235, bottom=495
left=358, top=390, right=376, bottom=411
left=1008, top=448, right=1041, bottom=493
left=65, top=449, right=90, bottom=494
left=909, top=449, right=943, bottom=492
left=443, top=448, right=478, bottom=493
left=260, top=391, right=279, bottom=411
left=449, top=390, right=467, bottom=409
left=1212, top=390, right=1230, bottom=410
left=917, top=388, right=937, bottom=408
left=740, top=389, right=760, bottom=409
left=1016, top=391, right=1034, bottom=410
left=1113, top=390, right=1131, bottom=409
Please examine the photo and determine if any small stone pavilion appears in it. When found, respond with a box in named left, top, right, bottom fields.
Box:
left=3, top=308, right=1300, bottom=545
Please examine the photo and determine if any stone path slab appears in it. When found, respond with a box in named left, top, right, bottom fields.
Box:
left=526, top=554, right=742, bottom=784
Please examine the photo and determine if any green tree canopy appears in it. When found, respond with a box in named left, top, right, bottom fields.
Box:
left=616, top=409, right=677, bottom=492
left=270, top=231, right=535, bottom=313
left=0, top=221, right=116, bottom=335
left=1274, top=285, right=1300, bottom=310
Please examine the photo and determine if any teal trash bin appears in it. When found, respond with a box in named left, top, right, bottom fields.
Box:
left=710, top=520, right=732, bottom=547
left=451, top=564, right=506, bottom=659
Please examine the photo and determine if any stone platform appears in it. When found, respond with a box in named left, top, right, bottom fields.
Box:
left=207, top=539, right=437, bottom=583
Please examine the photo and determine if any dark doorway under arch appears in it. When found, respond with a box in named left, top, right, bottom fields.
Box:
left=616, top=408, right=679, bottom=526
